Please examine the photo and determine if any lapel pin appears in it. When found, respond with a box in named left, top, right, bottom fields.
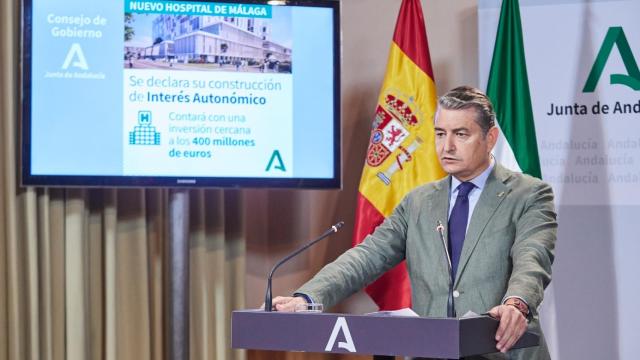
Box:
left=497, top=191, right=505, bottom=197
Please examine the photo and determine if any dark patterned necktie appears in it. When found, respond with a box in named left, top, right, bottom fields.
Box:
left=448, top=181, right=475, bottom=280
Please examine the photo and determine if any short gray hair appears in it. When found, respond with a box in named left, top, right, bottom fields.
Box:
left=437, top=86, right=496, bottom=134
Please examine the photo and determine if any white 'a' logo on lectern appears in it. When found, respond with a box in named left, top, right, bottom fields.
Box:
left=62, top=43, right=89, bottom=70
left=324, top=317, right=356, bottom=352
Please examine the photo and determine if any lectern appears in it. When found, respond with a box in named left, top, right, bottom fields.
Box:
left=232, top=310, right=539, bottom=358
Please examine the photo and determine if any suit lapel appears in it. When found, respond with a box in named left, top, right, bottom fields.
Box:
left=418, top=176, right=451, bottom=270
left=431, top=176, right=451, bottom=232
left=454, top=165, right=512, bottom=286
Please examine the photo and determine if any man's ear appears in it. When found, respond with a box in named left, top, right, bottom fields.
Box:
left=486, top=126, right=499, bottom=151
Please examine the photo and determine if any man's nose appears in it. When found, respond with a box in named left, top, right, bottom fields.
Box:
left=444, top=135, right=455, bottom=152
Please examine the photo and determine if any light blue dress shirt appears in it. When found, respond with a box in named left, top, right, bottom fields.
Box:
left=448, top=159, right=495, bottom=234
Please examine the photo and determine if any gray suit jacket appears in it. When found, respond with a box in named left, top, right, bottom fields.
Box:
left=297, top=164, right=557, bottom=359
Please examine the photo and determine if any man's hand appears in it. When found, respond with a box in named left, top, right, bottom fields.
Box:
left=488, top=304, right=528, bottom=353
left=268, top=296, right=307, bottom=312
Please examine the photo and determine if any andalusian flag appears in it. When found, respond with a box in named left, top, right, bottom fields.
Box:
left=352, top=0, right=445, bottom=310
left=487, top=2, right=559, bottom=356
left=486, top=0, right=541, bottom=178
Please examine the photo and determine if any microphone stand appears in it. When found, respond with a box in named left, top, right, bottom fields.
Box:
left=264, top=221, right=344, bottom=312
left=437, top=220, right=455, bottom=318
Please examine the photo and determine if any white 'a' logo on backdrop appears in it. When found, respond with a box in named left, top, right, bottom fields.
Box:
left=62, top=43, right=89, bottom=70
left=324, top=317, right=356, bottom=352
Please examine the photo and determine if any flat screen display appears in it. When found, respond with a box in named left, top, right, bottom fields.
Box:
left=22, top=0, right=340, bottom=188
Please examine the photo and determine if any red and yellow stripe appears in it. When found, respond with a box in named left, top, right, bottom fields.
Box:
left=352, top=0, right=445, bottom=310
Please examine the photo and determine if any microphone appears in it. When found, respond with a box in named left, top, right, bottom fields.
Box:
left=264, top=221, right=344, bottom=312
left=436, top=220, right=452, bottom=271
left=436, top=220, right=455, bottom=317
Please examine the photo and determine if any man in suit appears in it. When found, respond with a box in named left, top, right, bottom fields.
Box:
left=272, top=86, right=556, bottom=359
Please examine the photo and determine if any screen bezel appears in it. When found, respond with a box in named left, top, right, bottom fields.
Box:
left=21, top=0, right=341, bottom=189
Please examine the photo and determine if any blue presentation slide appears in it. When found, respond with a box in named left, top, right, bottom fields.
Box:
left=29, top=0, right=336, bottom=179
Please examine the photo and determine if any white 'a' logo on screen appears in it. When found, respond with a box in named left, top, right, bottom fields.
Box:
left=61, top=43, right=89, bottom=70
left=324, top=317, right=356, bottom=353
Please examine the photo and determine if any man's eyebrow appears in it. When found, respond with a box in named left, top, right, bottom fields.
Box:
left=434, top=127, right=470, bottom=132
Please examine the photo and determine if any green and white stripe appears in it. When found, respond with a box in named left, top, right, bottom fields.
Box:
left=486, top=0, right=541, bottom=179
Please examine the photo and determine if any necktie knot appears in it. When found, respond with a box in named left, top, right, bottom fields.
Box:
left=456, top=182, right=475, bottom=198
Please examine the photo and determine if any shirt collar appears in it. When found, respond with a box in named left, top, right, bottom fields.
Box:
left=451, top=157, right=495, bottom=193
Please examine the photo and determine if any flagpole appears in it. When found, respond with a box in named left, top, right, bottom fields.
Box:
left=166, top=189, right=190, bottom=360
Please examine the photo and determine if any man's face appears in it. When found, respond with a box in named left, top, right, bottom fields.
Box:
left=434, top=107, right=498, bottom=181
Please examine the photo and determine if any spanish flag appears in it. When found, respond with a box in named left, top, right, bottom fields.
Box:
left=352, top=0, right=445, bottom=310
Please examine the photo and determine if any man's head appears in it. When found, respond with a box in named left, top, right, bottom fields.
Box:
left=434, top=86, right=499, bottom=181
